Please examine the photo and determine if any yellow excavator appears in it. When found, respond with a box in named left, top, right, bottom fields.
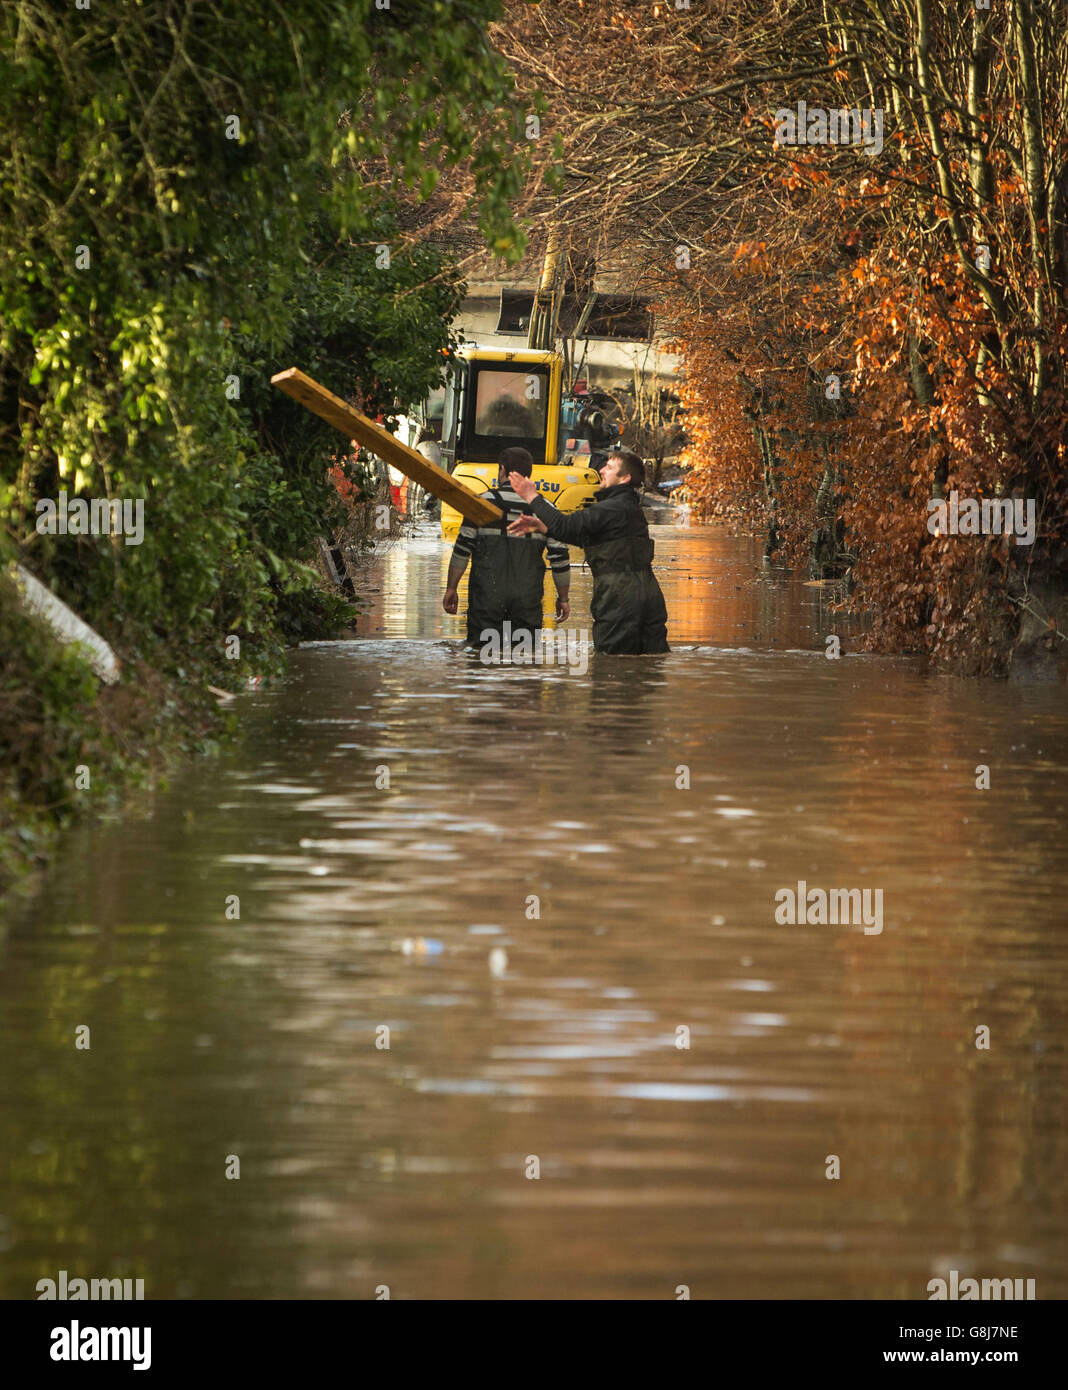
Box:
left=437, top=237, right=602, bottom=539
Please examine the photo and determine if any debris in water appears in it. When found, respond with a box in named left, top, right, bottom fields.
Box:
left=400, top=937, right=444, bottom=956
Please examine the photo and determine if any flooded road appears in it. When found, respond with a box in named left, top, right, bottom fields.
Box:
left=2, top=522, right=1066, bottom=1300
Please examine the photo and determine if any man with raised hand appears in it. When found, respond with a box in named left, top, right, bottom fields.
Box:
left=506, top=447, right=669, bottom=655
left=443, top=446, right=571, bottom=647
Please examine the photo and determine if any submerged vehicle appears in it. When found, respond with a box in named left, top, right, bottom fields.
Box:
left=438, top=236, right=608, bottom=538
left=437, top=344, right=601, bottom=538
left=399, top=233, right=655, bottom=536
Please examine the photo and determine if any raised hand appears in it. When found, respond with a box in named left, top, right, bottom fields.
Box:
left=507, top=513, right=547, bottom=536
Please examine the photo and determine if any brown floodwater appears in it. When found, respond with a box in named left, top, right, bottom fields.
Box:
left=1, top=521, right=1066, bottom=1300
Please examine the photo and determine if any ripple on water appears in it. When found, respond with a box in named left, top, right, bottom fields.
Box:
left=2, top=523, right=1067, bottom=1300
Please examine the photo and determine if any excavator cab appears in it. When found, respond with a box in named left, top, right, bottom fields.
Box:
left=439, top=345, right=600, bottom=539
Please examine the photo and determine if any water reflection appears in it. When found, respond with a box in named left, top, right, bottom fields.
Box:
left=0, top=523, right=1065, bottom=1299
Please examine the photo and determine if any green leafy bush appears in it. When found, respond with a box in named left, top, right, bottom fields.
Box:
left=0, top=0, right=532, bottom=882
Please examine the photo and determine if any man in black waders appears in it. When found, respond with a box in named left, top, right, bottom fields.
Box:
left=442, top=446, right=571, bottom=647
left=506, top=447, right=670, bottom=654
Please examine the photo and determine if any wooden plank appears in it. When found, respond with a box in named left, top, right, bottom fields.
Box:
left=271, top=367, right=503, bottom=526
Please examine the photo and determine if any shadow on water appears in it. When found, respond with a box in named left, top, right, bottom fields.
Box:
left=0, top=523, right=1065, bottom=1298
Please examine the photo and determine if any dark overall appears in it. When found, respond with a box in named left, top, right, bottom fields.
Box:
left=465, top=489, right=547, bottom=646
left=530, top=483, right=669, bottom=654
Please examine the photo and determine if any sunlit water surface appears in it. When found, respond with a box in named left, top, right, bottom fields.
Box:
left=1, top=522, right=1065, bottom=1299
